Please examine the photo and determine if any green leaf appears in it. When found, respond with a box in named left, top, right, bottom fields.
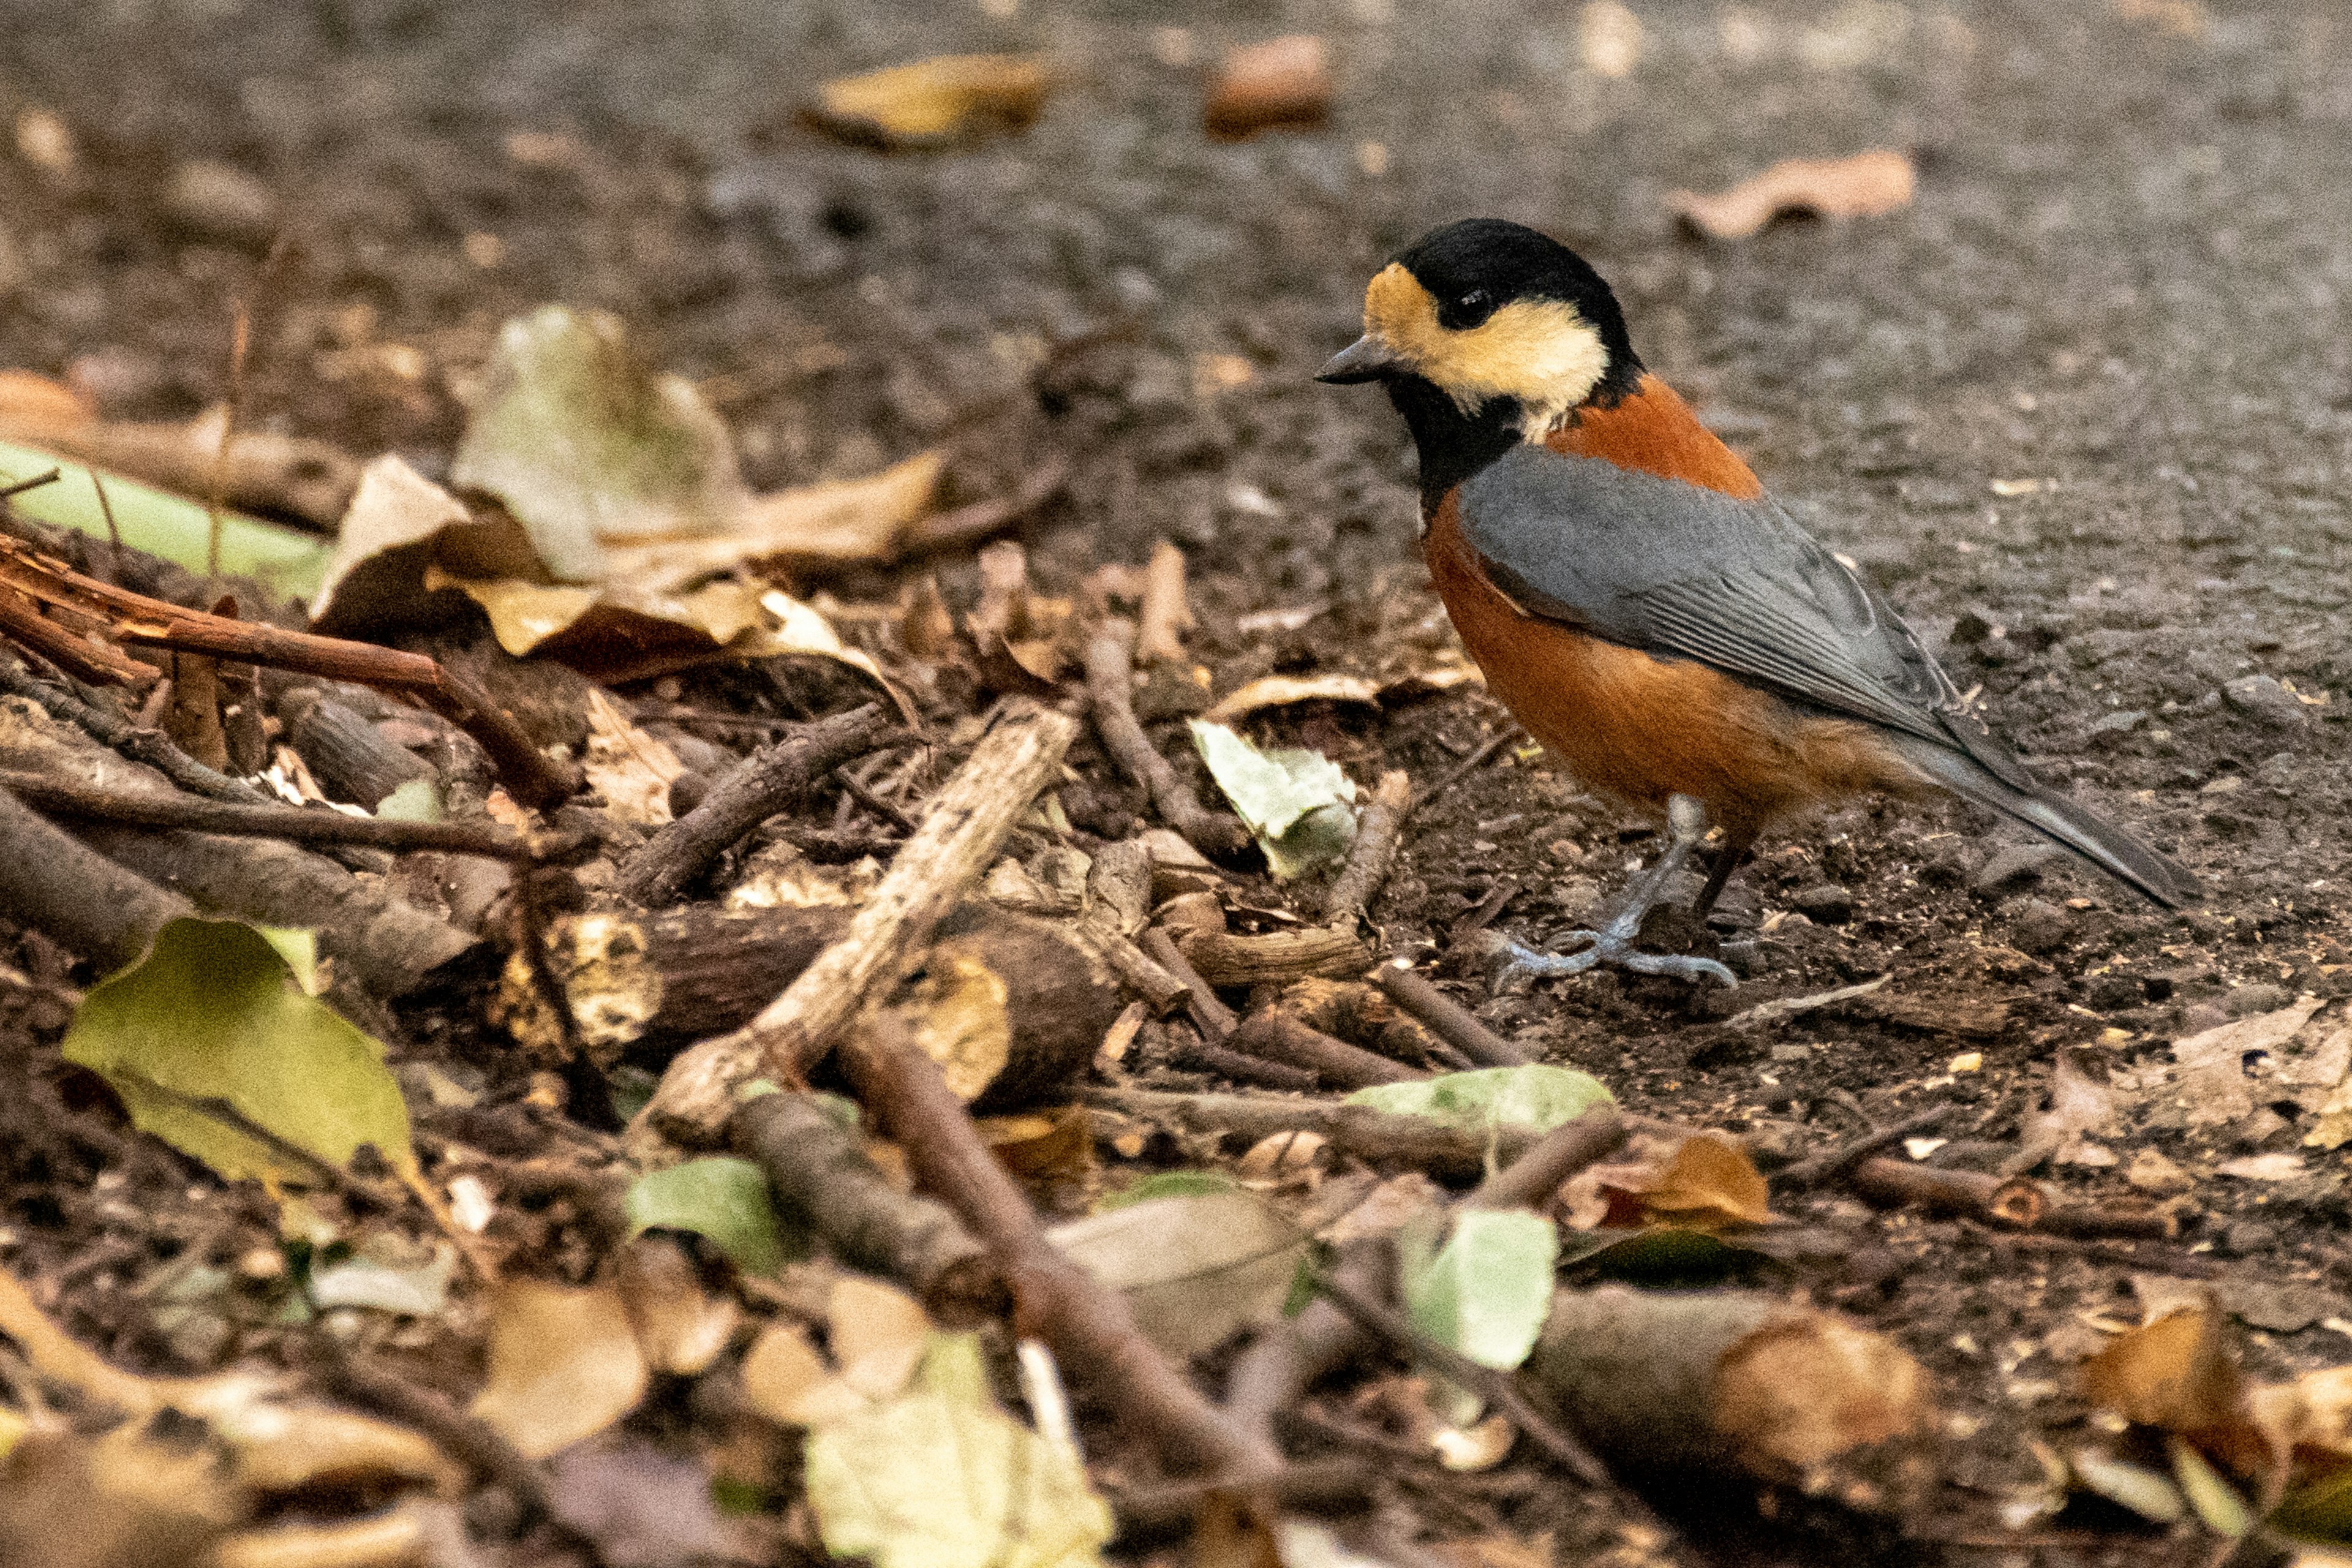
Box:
left=2069, top=1447, right=2187, bottom=1524
left=1097, top=1170, right=1239, bottom=1210
left=450, top=305, right=747, bottom=582
left=804, top=1391, right=1112, bottom=1568
left=1559, top=1225, right=1763, bottom=1285
left=1347, top=1065, right=1615, bottom=1135
left=1400, top=1208, right=1558, bottom=1372
left=0, top=443, right=334, bottom=601
left=2166, top=1434, right=2250, bottom=1538
left=625, top=1156, right=787, bottom=1275
left=61, top=918, right=413, bottom=1186
left=918, top=1332, right=993, bottom=1409
left=374, top=779, right=443, bottom=823
left=1186, top=720, right=1358, bottom=880
left=2274, top=1460, right=2352, bottom=1542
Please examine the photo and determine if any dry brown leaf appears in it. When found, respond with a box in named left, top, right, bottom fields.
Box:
left=469, top=1280, right=650, bottom=1459
left=605, top=449, right=944, bottom=590
left=2080, top=1303, right=2261, bottom=1459
left=979, top=1106, right=1094, bottom=1182
left=2169, top=997, right=2326, bottom=1127
left=581, top=688, right=686, bottom=826
left=1618, top=1131, right=1774, bottom=1229
left=0, top=368, right=91, bottom=427
left=1204, top=36, right=1331, bottom=140
left=804, top=55, right=1050, bottom=150
left=309, top=454, right=541, bottom=634
left=615, top=1234, right=740, bottom=1377
left=1668, top=149, right=1917, bottom=240
left=2250, top=1365, right=2352, bottom=1467
left=1203, top=674, right=1382, bottom=723
left=897, top=951, right=1014, bottom=1102
left=0, top=386, right=361, bottom=526
left=1716, top=1311, right=1929, bottom=1471
left=741, top=1319, right=869, bottom=1429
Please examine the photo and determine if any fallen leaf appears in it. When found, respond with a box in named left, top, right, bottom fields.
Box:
left=2068, top=1446, right=2187, bottom=1523
left=741, top=1320, right=869, bottom=1430
left=1621, top=1133, right=1774, bottom=1229
left=451, top=304, right=748, bottom=582
left=1202, top=674, right=1381, bottom=724
left=615, top=1234, right=740, bottom=1377
left=1346, top=1065, right=1615, bottom=1137
left=605, top=450, right=944, bottom=589
left=308, top=455, right=543, bottom=634
left=2080, top=1303, right=2266, bottom=1470
left=545, top=1437, right=733, bottom=1568
left=2171, top=998, right=2326, bottom=1126
left=979, top=1107, right=1094, bottom=1182
left=1187, top=719, right=1357, bottom=880
left=803, top=1390, right=1112, bottom=1568
left=1400, top=1208, right=1558, bottom=1371
left=623, top=1155, right=789, bottom=1276
left=830, top=1276, right=933, bottom=1401
left=1203, top=36, right=1330, bottom=140
left=2022, top=1049, right=2120, bottom=1167
left=1047, top=1189, right=1304, bottom=1360
left=1668, top=149, right=1917, bottom=240
left=61, top=919, right=414, bottom=1188
left=308, top=1240, right=455, bottom=1317
left=579, top=688, right=684, bottom=826
left=805, top=55, right=1050, bottom=151
left=470, top=1280, right=649, bottom=1459
left=2126, top=1146, right=2195, bottom=1194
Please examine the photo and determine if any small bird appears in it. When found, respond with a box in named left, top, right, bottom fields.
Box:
left=1320, top=218, right=2198, bottom=986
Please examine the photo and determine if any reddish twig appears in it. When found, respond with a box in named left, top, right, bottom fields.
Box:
left=1369, top=958, right=1529, bottom=1067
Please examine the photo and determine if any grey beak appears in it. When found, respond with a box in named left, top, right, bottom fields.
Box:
left=1315, top=334, right=1402, bottom=384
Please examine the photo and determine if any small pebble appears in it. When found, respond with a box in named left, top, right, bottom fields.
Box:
left=2221, top=673, right=2307, bottom=729
left=2010, top=898, right=2074, bottom=954
left=1971, top=840, right=2058, bottom=895
left=1789, top=882, right=1854, bottom=923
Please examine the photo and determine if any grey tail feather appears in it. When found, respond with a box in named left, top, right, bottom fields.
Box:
left=1885, top=736, right=2201, bottom=910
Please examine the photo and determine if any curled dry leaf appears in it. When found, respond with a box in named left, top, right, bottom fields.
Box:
left=804, top=55, right=1051, bottom=151
left=1202, top=674, right=1381, bottom=724
left=1204, top=35, right=1331, bottom=140
left=2168, top=997, right=2326, bottom=1127
left=1668, top=149, right=1917, bottom=240
left=469, top=1279, right=650, bottom=1460
left=1617, top=1131, right=1775, bottom=1230
left=605, top=450, right=944, bottom=590
left=2079, top=1302, right=2271, bottom=1473
left=1187, top=719, right=1357, bottom=880
left=308, top=453, right=540, bottom=633
left=581, top=688, right=685, bottom=826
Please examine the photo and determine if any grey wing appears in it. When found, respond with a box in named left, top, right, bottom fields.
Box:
left=1455, top=446, right=2034, bottom=786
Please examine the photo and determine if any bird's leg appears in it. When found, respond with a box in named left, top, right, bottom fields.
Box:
left=1692, top=825, right=1760, bottom=922
left=1500, top=794, right=1738, bottom=987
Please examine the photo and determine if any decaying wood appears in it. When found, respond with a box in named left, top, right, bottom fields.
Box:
left=841, top=1016, right=1280, bottom=1480
left=616, top=702, right=902, bottom=907
left=1847, top=1156, right=2177, bottom=1239
left=1084, top=617, right=1249, bottom=859
left=1134, top=540, right=1192, bottom=664
left=1083, top=1084, right=1539, bottom=1183
left=0, top=535, right=575, bottom=807
left=892, top=903, right=1123, bottom=1110
left=0, top=784, right=193, bottom=970
left=1178, top=923, right=1372, bottom=987
left=1370, top=957, right=1530, bottom=1067
left=280, top=687, right=434, bottom=809
left=1267, top=978, right=1458, bottom=1071
left=1067, top=917, right=1189, bottom=1014
left=1319, top=769, right=1409, bottom=925
left=730, top=1090, right=1006, bottom=1324
left=1527, top=1286, right=1934, bottom=1498
left=0, top=766, right=562, bottom=861
left=1225, top=1008, right=1424, bottom=1089
left=1140, top=925, right=1235, bottom=1041
left=635, top=699, right=1077, bottom=1147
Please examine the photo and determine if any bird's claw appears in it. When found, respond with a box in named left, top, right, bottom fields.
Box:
left=1498, top=930, right=1737, bottom=989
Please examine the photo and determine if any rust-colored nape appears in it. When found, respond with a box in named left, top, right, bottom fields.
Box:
left=1548, top=372, right=1763, bottom=500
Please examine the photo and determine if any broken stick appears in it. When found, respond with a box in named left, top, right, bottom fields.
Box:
left=633, top=699, right=1077, bottom=1148
left=1320, top=769, right=1409, bottom=924
left=1084, top=617, right=1249, bottom=859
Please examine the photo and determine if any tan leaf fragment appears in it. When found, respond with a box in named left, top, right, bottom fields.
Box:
left=616, top=1234, right=740, bottom=1377
left=310, top=454, right=543, bottom=634
left=1668, top=149, right=1917, bottom=240
left=742, top=1320, right=869, bottom=1430
left=604, top=449, right=943, bottom=590
left=469, top=1280, right=649, bottom=1459
left=1204, top=36, right=1331, bottom=140
left=1717, top=1313, right=1929, bottom=1471
left=805, top=55, right=1051, bottom=150
left=579, top=688, right=685, bottom=826
left=829, top=1276, right=933, bottom=1402
left=1623, top=1131, right=1774, bottom=1229
left=2079, top=1303, right=2269, bottom=1471
left=1203, top=674, right=1382, bottom=724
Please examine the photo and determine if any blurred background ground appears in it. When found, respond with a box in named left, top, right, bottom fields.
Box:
left=3, top=1, right=2352, bottom=1564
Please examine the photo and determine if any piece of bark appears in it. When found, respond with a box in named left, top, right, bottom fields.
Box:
left=1226, top=1009, right=1425, bottom=1090
left=1083, top=1084, right=1538, bottom=1183
left=841, top=1016, right=1280, bottom=1480
left=616, top=703, right=900, bottom=907
left=895, top=903, right=1122, bottom=1110
left=634, top=699, right=1077, bottom=1148
left=1526, top=1286, right=1933, bottom=1498
left=1319, top=769, right=1409, bottom=925
left=162, top=650, right=228, bottom=772
left=1178, top=924, right=1371, bottom=988
left=1085, top=836, right=1153, bottom=935
left=1084, top=617, right=1249, bottom=859
left=1369, top=958, right=1529, bottom=1067
left=0, top=785, right=193, bottom=970
left=281, top=688, right=434, bottom=810
left=730, top=1091, right=1006, bottom=1325
left=1133, top=540, right=1192, bottom=664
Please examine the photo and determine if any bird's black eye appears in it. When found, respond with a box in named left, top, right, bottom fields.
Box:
left=1439, top=287, right=1496, bottom=330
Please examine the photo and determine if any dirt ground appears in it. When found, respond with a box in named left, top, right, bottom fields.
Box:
left=4, top=1, right=2352, bottom=1564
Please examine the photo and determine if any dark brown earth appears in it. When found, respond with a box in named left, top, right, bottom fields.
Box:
left=3, top=1, right=2351, bottom=1564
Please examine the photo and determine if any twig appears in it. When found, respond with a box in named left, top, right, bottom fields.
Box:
left=1321, top=769, right=1410, bottom=925
left=1084, top=617, right=1250, bottom=858
left=1173, top=1034, right=1320, bottom=1092
left=1776, top=1103, right=1951, bottom=1190
left=0, top=467, right=61, bottom=499
left=1134, top=540, right=1193, bottom=663
left=0, top=766, right=573, bottom=861
left=1466, top=1107, right=1626, bottom=1212
left=841, top=1015, right=1280, bottom=1480
left=633, top=699, right=1077, bottom=1148
left=1140, top=925, right=1236, bottom=1039
left=0, top=783, right=192, bottom=969
left=1404, top=724, right=1520, bottom=824
left=1224, top=1240, right=1389, bottom=1455
left=1369, top=958, right=1529, bottom=1066
left=206, top=301, right=251, bottom=581
left=1226, top=1008, right=1425, bottom=1089
left=1083, top=1084, right=1541, bottom=1183
left=1724, top=974, right=1889, bottom=1031
left=616, top=703, right=903, bottom=906
left=0, top=651, right=262, bottom=806
left=835, top=755, right=919, bottom=834
left=1845, top=1156, right=2176, bottom=1238
left=1306, top=1267, right=1613, bottom=1489
left=89, top=469, right=123, bottom=586
left=731, top=1090, right=1006, bottom=1323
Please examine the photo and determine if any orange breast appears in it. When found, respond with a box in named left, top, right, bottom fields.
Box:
left=1547, top=373, right=1763, bottom=500
left=1423, top=492, right=1917, bottom=839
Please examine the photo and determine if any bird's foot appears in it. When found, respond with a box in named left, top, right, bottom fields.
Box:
left=1498, top=929, right=1737, bottom=989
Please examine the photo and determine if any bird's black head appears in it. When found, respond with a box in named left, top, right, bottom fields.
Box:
left=1319, top=219, right=1643, bottom=504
